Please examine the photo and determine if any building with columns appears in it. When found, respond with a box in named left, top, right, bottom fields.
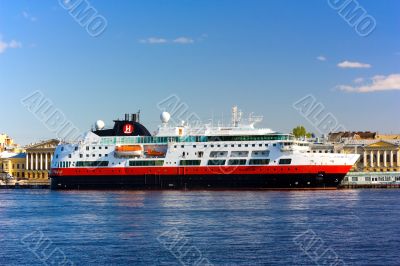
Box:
left=342, top=140, right=400, bottom=172
left=313, top=133, right=400, bottom=187
left=25, top=139, right=60, bottom=184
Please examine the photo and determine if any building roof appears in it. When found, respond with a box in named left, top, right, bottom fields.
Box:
left=328, top=131, right=377, bottom=142
left=10, top=153, right=26, bottom=159
left=24, top=139, right=60, bottom=149
left=0, top=151, right=17, bottom=159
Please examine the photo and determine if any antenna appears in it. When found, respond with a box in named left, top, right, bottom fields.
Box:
left=231, top=106, right=241, bottom=127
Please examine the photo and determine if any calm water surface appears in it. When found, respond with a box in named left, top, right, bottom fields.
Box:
left=0, top=189, right=399, bottom=265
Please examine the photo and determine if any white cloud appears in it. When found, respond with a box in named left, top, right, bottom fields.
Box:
left=337, top=60, right=371, bottom=69
left=22, top=11, right=37, bottom=22
left=353, top=77, right=364, bottom=84
left=139, top=37, right=168, bottom=44
left=0, top=38, right=22, bottom=54
left=316, top=56, right=327, bottom=61
left=173, top=37, right=194, bottom=44
left=0, top=41, right=7, bottom=53
left=139, top=36, right=196, bottom=45
left=9, top=40, right=22, bottom=48
left=338, top=74, right=400, bottom=93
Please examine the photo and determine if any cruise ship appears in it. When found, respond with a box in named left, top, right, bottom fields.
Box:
left=50, top=107, right=359, bottom=189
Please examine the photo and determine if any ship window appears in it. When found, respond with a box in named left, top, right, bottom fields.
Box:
left=76, top=161, right=109, bottom=167
left=74, top=147, right=78, bottom=151
left=228, top=159, right=246, bottom=165
left=217, top=145, right=221, bottom=148
left=252, top=144, right=256, bottom=147
left=92, top=154, right=95, bottom=157
left=129, top=160, right=164, bottom=166
left=92, top=147, right=95, bottom=150
left=208, top=160, right=226, bottom=166
left=61, top=147, right=64, bottom=151
left=56, top=155, right=59, bottom=159
left=231, top=151, right=249, bottom=157
left=238, top=144, right=242, bottom=147
left=204, top=145, right=207, bottom=148
left=181, top=145, right=184, bottom=148
left=252, top=151, right=270, bottom=157
left=99, top=154, right=102, bottom=157
left=279, top=159, right=292, bottom=165
left=180, top=160, right=201, bottom=166
left=231, top=144, right=234, bottom=147
left=99, top=147, right=102, bottom=150
left=265, top=144, right=268, bottom=147
left=174, top=145, right=177, bottom=148
left=86, top=154, right=89, bottom=157
left=193, top=145, right=196, bottom=148
left=198, top=151, right=204, bottom=158
left=210, top=151, right=228, bottom=158
left=245, top=144, right=248, bottom=147
left=249, top=159, right=270, bottom=165
left=86, top=147, right=89, bottom=151
left=105, top=146, right=108, bottom=149
left=105, top=154, right=108, bottom=157
left=224, top=144, right=228, bottom=147
left=211, top=145, right=214, bottom=148
left=273, top=144, right=276, bottom=147
left=68, top=154, right=71, bottom=158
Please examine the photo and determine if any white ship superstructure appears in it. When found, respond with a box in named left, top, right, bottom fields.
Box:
left=50, top=107, right=359, bottom=189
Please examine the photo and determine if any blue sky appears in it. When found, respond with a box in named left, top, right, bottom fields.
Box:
left=0, top=0, right=399, bottom=144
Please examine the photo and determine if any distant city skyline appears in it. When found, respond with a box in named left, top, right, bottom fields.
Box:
left=0, top=0, right=399, bottom=145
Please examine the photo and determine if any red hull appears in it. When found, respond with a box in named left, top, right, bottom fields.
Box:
left=50, top=165, right=353, bottom=177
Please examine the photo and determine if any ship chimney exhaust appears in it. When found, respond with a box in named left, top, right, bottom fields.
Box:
left=131, top=114, right=137, bottom=122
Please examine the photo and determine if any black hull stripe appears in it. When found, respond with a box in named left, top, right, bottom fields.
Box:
left=51, top=174, right=345, bottom=190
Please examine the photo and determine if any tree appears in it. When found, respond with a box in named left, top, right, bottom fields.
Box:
left=292, top=126, right=313, bottom=139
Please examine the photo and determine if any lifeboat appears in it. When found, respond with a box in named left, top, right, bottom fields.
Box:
left=146, top=148, right=166, bottom=157
left=115, top=145, right=143, bottom=156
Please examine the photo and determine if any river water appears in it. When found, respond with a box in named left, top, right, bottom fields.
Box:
left=0, top=189, right=399, bottom=265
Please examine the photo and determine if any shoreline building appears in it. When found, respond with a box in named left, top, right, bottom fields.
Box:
left=0, top=133, right=24, bottom=153
left=25, top=139, right=59, bottom=184
left=322, top=132, right=400, bottom=187
left=0, top=134, right=14, bottom=152
left=0, top=153, right=26, bottom=181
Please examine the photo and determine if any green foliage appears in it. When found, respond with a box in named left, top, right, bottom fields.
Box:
left=292, top=126, right=313, bottom=139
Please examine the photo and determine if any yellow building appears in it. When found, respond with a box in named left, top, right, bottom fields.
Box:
left=342, top=141, right=400, bottom=172
left=25, top=139, right=59, bottom=184
left=0, top=133, right=15, bottom=152
left=0, top=153, right=26, bottom=180
left=376, top=134, right=400, bottom=141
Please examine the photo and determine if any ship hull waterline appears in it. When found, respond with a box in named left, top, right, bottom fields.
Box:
left=50, top=173, right=346, bottom=190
